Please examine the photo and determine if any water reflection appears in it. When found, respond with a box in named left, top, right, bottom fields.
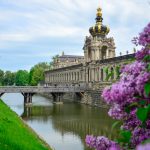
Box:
left=2, top=94, right=116, bottom=150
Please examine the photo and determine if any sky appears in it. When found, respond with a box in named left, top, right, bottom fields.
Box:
left=0, top=0, right=149, bottom=71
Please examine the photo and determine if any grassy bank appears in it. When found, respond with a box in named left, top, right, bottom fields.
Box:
left=0, top=100, right=52, bottom=150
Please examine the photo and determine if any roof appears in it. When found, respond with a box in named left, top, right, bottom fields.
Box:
left=58, top=55, right=84, bottom=58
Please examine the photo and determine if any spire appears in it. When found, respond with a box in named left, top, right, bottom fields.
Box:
left=96, top=7, right=103, bottom=23
left=89, top=6, right=110, bottom=38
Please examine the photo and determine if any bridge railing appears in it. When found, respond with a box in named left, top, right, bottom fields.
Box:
left=0, top=85, right=87, bottom=93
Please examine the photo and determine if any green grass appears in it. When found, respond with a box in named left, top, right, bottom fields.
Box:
left=0, top=100, right=52, bottom=150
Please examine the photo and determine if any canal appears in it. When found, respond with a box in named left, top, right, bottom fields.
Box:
left=1, top=93, right=115, bottom=150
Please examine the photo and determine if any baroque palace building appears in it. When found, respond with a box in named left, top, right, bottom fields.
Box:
left=44, top=7, right=134, bottom=106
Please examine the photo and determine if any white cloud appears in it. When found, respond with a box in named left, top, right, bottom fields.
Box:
left=0, top=33, right=32, bottom=42
left=0, top=0, right=149, bottom=70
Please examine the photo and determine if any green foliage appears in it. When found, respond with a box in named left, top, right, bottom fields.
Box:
left=104, top=67, right=115, bottom=81
left=104, top=67, right=109, bottom=81
left=0, top=100, right=51, bottom=150
left=144, top=82, right=150, bottom=97
left=142, top=138, right=150, bottom=144
left=0, top=62, right=51, bottom=86
left=111, top=121, right=122, bottom=132
left=15, top=70, right=29, bottom=86
left=3, top=71, right=16, bottom=86
left=147, top=63, right=150, bottom=72
left=125, top=102, right=138, bottom=114
left=115, top=66, right=120, bottom=79
left=29, top=62, right=50, bottom=86
left=139, top=100, right=147, bottom=106
left=136, top=104, right=150, bottom=123
left=0, top=69, right=4, bottom=85
left=118, top=130, right=131, bottom=144
left=144, top=55, right=150, bottom=61
left=52, top=55, right=59, bottom=61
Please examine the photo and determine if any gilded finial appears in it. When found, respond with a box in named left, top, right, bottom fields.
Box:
left=89, top=6, right=110, bottom=38
left=97, top=7, right=102, bottom=17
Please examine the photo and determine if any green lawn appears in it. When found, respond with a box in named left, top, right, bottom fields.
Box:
left=0, top=100, right=52, bottom=150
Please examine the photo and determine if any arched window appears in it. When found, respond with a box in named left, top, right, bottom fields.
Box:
left=101, top=46, right=107, bottom=60
left=88, top=48, right=92, bottom=61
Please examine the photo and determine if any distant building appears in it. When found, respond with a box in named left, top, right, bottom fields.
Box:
left=53, top=52, right=84, bottom=69
left=44, top=6, right=134, bottom=106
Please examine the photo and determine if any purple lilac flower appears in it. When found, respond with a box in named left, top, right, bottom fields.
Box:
left=109, top=144, right=121, bottom=150
left=131, top=128, right=150, bottom=146
left=136, top=143, right=150, bottom=150
left=108, top=105, right=126, bottom=120
left=102, top=61, right=149, bottom=106
left=85, top=135, right=119, bottom=150
left=135, top=72, right=150, bottom=96
left=121, top=61, right=146, bottom=75
left=96, top=136, right=111, bottom=150
left=86, top=22, right=150, bottom=150
left=146, top=120, right=150, bottom=129
left=122, top=109, right=141, bottom=131
left=135, top=48, right=150, bottom=61
left=85, top=135, right=96, bottom=148
left=138, top=23, right=150, bottom=46
left=133, top=23, right=150, bottom=47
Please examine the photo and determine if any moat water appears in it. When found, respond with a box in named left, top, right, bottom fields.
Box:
left=2, top=93, right=115, bottom=150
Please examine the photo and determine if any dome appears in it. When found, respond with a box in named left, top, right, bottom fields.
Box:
left=89, top=7, right=110, bottom=38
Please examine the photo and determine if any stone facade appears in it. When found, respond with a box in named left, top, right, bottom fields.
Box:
left=83, top=36, right=115, bottom=62
left=53, top=53, right=84, bottom=69
left=44, top=7, right=135, bottom=107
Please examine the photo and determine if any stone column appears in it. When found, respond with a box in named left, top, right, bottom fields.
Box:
left=76, top=72, right=78, bottom=81
left=75, top=72, right=77, bottom=81
left=85, top=68, right=89, bottom=83
left=99, top=48, right=102, bottom=60
left=22, top=93, right=34, bottom=106
left=99, top=68, right=101, bottom=81
left=61, top=74, right=63, bottom=83
left=92, top=68, right=95, bottom=81
left=92, top=50, right=94, bottom=61
left=96, top=67, right=99, bottom=81
left=88, top=69, right=91, bottom=82
left=70, top=72, right=72, bottom=81
left=95, top=49, right=99, bottom=60
left=95, top=68, right=98, bottom=81
left=65, top=73, right=66, bottom=82
left=68, top=73, right=70, bottom=82
left=106, top=49, right=109, bottom=59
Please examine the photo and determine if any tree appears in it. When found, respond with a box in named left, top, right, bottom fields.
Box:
left=3, top=71, right=16, bottom=86
left=29, top=62, right=50, bottom=86
left=0, top=69, right=4, bottom=86
left=15, top=70, right=29, bottom=86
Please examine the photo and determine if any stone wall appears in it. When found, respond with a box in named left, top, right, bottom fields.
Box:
left=44, top=54, right=135, bottom=107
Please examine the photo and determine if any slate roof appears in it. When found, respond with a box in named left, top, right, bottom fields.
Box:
left=58, top=55, right=84, bottom=58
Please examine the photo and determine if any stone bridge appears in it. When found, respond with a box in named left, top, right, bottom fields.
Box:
left=0, top=86, right=86, bottom=105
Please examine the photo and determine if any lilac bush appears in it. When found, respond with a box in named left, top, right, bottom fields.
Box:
left=136, top=143, right=150, bottom=150
left=85, top=23, right=150, bottom=150
left=85, top=135, right=120, bottom=150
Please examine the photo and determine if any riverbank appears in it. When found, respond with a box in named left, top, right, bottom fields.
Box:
left=0, top=100, right=52, bottom=150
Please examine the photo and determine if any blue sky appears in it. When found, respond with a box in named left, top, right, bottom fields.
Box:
left=0, top=0, right=149, bottom=71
